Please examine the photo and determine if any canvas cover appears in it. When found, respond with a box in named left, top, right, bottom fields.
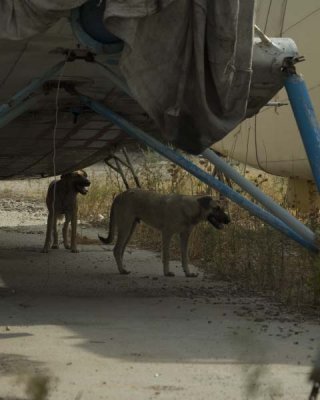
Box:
left=0, top=0, right=255, bottom=153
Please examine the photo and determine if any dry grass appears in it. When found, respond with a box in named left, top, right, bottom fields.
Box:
left=76, top=153, right=320, bottom=307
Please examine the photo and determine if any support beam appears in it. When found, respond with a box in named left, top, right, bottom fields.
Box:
left=285, top=73, right=320, bottom=192
left=0, top=61, right=65, bottom=117
left=0, top=96, right=40, bottom=129
left=202, top=148, right=315, bottom=243
left=79, top=94, right=318, bottom=253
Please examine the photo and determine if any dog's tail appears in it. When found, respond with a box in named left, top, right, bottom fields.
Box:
left=98, top=199, right=116, bottom=244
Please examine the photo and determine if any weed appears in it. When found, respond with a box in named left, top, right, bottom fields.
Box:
left=77, top=151, right=320, bottom=307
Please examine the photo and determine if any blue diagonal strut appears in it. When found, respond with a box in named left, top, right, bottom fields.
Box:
left=0, top=60, right=65, bottom=118
left=79, top=94, right=318, bottom=253
left=285, top=73, right=320, bottom=193
left=202, top=148, right=315, bottom=243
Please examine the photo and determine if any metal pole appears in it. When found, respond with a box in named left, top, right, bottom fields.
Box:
left=79, top=94, right=318, bottom=252
left=284, top=73, right=320, bottom=192
left=0, top=96, right=40, bottom=129
left=0, top=61, right=65, bottom=117
left=202, top=148, right=315, bottom=243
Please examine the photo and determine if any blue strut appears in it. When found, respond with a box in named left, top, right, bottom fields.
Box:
left=285, top=73, right=320, bottom=192
left=79, top=94, right=318, bottom=253
left=0, top=61, right=65, bottom=118
left=202, top=148, right=315, bottom=243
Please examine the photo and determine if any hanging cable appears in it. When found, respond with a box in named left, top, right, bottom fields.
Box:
left=263, top=0, right=273, bottom=33
left=52, top=62, right=68, bottom=215
left=279, top=0, right=288, bottom=37
left=242, top=122, right=251, bottom=176
left=282, top=7, right=320, bottom=34
left=0, top=42, right=29, bottom=89
left=254, top=115, right=268, bottom=173
left=228, top=125, right=241, bottom=161
left=43, top=55, right=69, bottom=288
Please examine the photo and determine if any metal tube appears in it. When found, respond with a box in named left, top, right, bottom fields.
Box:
left=0, top=61, right=65, bottom=116
left=79, top=94, right=318, bottom=252
left=202, top=148, right=315, bottom=243
left=0, top=96, right=40, bottom=129
left=284, top=73, right=320, bottom=192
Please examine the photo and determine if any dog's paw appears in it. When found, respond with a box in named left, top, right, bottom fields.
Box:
left=120, top=269, right=131, bottom=275
left=71, top=248, right=79, bottom=253
left=64, top=244, right=71, bottom=250
left=51, top=244, right=59, bottom=250
left=186, top=272, right=199, bottom=278
left=164, top=272, right=175, bottom=277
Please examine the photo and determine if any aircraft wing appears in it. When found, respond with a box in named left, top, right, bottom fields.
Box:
left=0, top=1, right=298, bottom=178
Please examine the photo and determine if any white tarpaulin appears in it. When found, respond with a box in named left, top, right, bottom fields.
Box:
left=0, top=0, right=256, bottom=153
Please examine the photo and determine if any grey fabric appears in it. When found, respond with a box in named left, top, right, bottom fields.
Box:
left=105, top=0, right=255, bottom=152
left=0, top=0, right=256, bottom=153
left=0, top=0, right=86, bottom=40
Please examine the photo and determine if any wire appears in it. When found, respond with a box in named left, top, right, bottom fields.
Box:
left=52, top=63, right=68, bottom=214
left=242, top=122, right=251, bottom=176
left=0, top=42, right=29, bottom=89
left=228, top=125, right=241, bottom=161
left=261, top=0, right=288, bottom=37
left=263, top=0, right=273, bottom=33
left=51, top=50, right=71, bottom=207
left=43, top=56, right=69, bottom=288
left=254, top=115, right=268, bottom=173
left=279, top=0, right=288, bottom=36
left=282, top=7, right=320, bottom=34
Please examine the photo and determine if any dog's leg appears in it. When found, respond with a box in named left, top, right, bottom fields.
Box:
left=180, top=230, right=198, bottom=278
left=70, top=208, right=79, bottom=253
left=63, top=215, right=71, bottom=249
left=162, top=233, right=174, bottom=277
left=114, top=221, right=136, bottom=275
left=51, top=214, right=59, bottom=249
left=42, top=212, right=53, bottom=253
left=122, top=220, right=138, bottom=258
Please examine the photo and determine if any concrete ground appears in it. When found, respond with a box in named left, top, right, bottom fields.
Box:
left=0, top=198, right=319, bottom=400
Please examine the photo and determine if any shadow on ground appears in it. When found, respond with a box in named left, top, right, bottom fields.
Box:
left=0, top=225, right=319, bottom=372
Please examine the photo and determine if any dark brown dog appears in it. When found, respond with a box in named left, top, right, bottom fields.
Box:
left=42, top=170, right=90, bottom=253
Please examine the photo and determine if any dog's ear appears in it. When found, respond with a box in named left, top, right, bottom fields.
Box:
left=74, top=170, right=87, bottom=178
left=197, top=196, right=213, bottom=209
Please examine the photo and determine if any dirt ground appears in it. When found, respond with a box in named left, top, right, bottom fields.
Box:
left=0, top=194, right=320, bottom=400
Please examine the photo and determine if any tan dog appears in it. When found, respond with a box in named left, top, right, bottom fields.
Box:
left=99, top=189, right=230, bottom=277
left=42, top=170, right=90, bottom=253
